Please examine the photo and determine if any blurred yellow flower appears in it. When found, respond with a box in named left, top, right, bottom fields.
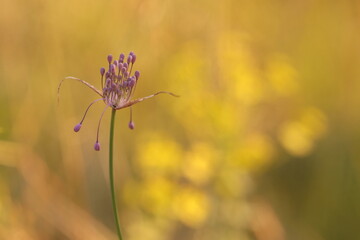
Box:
left=232, top=134, right=275, bottom=171
left=266, top=54, right=299, bottom=96
left=234, top=71, right=264, bottom=106
left=278, top=107, right=327, bottom=156
left=139, top=177, right=175, bottom=216
left=136, top=133, right=182, bottom=177
left=279, top=121, right=313, bottom=156
left=127, top=219, right=168, bottom=240
left=172, top=187, right=210, bottom=228
left=215, top=169, right=253, bottom=199
left=183, top=142, right=217, bottom=185
left=217, top=32, right=264, bottom=106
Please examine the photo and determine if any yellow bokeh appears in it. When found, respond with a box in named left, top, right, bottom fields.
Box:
left=172, top=187, right=210, bottom=228
left=278, top=107, right=327, bottom=156
left=217, top=32, right=264, bottom=106
left=183, top=142, right=217, bottom=185
left=266, top=53, right=299, bottom=96
left=136, top=133, right=183, bottom=177
left=138, top=177, right=175, bottom=216
left=232, top=134, right=276, bottom=171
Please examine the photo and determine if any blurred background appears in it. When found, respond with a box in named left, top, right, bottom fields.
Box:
left=1, top=0, right=360, bottom=239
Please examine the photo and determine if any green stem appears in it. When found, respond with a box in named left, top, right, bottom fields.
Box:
left=109, top=108, right=123, bottom=240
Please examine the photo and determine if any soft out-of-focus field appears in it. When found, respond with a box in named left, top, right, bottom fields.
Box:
left=1, top=0, right=360, bottom=239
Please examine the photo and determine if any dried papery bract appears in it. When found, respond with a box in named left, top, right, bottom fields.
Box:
left=58, top=52, right=178, bottom=150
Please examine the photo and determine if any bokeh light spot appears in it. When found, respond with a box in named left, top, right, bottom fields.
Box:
left=172, top=187, right=209, bottom=228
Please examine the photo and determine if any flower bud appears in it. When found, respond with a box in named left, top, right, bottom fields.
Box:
left=74, top=123, right=82, bottom=132
left=131, top=54, right=136, bottom=64
left=105, top=78, right=111, bottom=86
left=110, top=64, right=116, bottom=73
left=107, top=54, right=113, bottom=63
left=135, top=71, right=140, bottom=80
left=128, top=79, right=136, bottom=87
left=128, top=121, right=135, bottom=130
left=119, top=53, right=125, bottom=63
left=127, top=55, right=132, bottom=64
left=94, top=142, right=100, bottom=151
left=100, top=67, right=105, bottom=76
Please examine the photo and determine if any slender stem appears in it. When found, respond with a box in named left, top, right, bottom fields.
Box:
left=109, top=108, right=123, bottom=240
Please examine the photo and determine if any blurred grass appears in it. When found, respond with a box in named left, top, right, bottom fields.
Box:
left=1, top=0, right=360, bottom=239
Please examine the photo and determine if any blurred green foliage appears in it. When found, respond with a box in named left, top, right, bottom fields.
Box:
left=1, top=0, right=360, bottom=239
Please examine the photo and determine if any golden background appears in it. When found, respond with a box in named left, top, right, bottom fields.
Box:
left=1, top=0, right=360, bottom=239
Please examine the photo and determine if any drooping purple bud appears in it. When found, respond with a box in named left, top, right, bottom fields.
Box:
left=94, top=142, right=100, bottom=151
left=105, top=72, right=110, bottom=79
left=107, top=54, right=113, bottom=63
left=121, top=67, right=127, bottom=74
left=74, top=123, right=82, bottom=132
left=128, top=121, right=135, bottom=130
left=119, top=53, right=125, bottom=63
left=129, top=51, right=134, bottom=56
left=131, top=54, right=136, bottom=64
left=124, top=71, right=129, bottom=79
left=123, top=62, right=128, bottom=69
left=113, top=60, right=118, bottom=67
left=118, top=63, right=123, bottom=70
left=135, top=71, right=140, bottom=80
left=100, top=67, right=105, bottom=76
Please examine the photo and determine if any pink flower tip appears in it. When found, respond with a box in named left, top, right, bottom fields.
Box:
left=135, top=71, right=140, bottom=80
left=131, top=54, right=136, bottom=64
left=74, top=123, right=82, bottom=132
left=94, top=142, right=100, bottom=151
left=107, top=54, right=113, bottom=63
left=100, top=67, right=105, bottom=76
left=128, top=121, right=135, bottom=130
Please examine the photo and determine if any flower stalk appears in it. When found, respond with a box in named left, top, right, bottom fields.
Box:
left=109, top=108, right=123, bottom=240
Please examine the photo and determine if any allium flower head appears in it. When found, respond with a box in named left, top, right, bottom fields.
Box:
left=58, top=52, right=178, bottom=151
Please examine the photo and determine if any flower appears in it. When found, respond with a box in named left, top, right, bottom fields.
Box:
left=58, top=52, right=178, bottom=151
